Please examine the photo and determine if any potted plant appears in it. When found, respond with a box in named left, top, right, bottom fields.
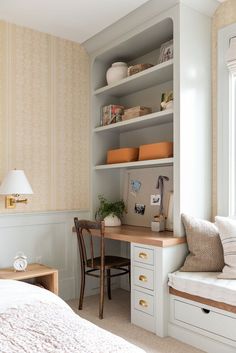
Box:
left=96, top=195, right=126, bottom=227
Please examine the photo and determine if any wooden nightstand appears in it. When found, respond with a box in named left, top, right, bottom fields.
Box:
left=0, top=263, right=58, bottom=295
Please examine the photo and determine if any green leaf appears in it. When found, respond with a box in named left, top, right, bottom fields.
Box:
left=96, top=194, right=126, bottom=220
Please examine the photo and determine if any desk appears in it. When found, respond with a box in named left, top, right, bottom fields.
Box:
left=73, top=224, right=187, bottom=337
left=72, top=224, right=186, bottom=247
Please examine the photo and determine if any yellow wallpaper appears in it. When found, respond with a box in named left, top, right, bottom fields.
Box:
left=0, top=21, right=90, bottom=212
left=212, top=0, right=236, bottom=217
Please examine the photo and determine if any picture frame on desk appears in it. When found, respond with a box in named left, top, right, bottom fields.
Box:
left=158, top=40, right=173, bottom=63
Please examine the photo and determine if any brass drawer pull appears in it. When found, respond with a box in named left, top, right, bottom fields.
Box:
left=139, top=299, right=148, bottom=307
left=139, top=252, right=148, bottom=259
left=139, top=275, right=147, bottom=282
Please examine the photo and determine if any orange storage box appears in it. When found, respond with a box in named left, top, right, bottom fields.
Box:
left=138, top=142, right=173, bottom=160
left=107, top=147, right=139, bottom=164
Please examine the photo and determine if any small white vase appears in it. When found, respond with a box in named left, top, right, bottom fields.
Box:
left=104, top=214, right=121, bottom=227
left=106, top=62, right=128, bottom=85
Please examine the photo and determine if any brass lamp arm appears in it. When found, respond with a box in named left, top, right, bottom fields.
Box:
left=15, top=198, right=28, bottom=204
left=5, top=195, right=28, bottom=208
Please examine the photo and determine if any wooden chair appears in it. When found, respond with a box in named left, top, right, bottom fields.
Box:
left=74, top=218, right=130, bottom=319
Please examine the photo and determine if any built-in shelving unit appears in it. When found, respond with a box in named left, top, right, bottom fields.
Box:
left=90, top=6, right=211, bottom=237
left=91, top=17, right=174, bottom=219
left=94, top=109, right=173, bottom=133
left=89, top=2, right=212, bottom=340
left=94, top=158, right=173, bottom=170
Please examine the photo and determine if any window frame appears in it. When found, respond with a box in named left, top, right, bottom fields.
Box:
left=218, top=23, right=236, bottom=216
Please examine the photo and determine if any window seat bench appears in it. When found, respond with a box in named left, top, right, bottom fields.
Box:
left=168, top=271, right=236, bottom=308
left=168, top=271, right=236, bottom=353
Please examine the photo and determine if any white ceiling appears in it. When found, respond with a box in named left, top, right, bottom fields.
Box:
left=0, top=0, right=149, bottom=43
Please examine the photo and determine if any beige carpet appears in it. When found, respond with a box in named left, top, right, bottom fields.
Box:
left=68, top=289, right=204, bottom=353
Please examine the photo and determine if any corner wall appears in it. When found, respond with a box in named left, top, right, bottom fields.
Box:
left=0, top=21, right=91, bottom=300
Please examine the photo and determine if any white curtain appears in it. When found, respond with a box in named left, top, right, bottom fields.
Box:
left=226, top=36, right=236, bottom=216
left=227, top=37, right=236, bottom=74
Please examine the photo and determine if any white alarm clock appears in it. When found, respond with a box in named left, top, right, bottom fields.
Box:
left=13, top=252, right=28, bottom=272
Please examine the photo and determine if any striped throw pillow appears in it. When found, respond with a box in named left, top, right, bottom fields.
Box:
left=216, top=216, right=236, bottom=279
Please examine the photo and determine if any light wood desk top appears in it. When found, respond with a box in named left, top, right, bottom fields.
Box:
left=73, top=224, right=186, bottom=248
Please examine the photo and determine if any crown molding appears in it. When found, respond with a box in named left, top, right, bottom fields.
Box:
left=83, top=0, right=221, bottom=54
left=83, top=0, right=178, bottom=54
left=180, top=0, right=221, bottom=17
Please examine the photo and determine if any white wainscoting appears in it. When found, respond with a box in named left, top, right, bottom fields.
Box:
left=0, top=210, right=91, bottom=300
left=0, top=210, right=123, bottom=301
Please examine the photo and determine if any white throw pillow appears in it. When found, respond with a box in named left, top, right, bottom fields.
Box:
left=215, top=216, right=236, bottom=279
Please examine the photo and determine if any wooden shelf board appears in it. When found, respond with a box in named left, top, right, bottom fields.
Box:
left=94, top=158, right=174, bottom=170
left=169, top=288, right=236, bottom=314
left=94, top=60, right=173, bottom=97
left=94, top=109, right=173, bottom=134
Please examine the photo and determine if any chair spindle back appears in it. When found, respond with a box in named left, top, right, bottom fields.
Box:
left=74, top=218, right=105, bottom=268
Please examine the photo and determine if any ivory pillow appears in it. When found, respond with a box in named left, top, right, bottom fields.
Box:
left=215, top=216, right=236, bottom=279
left=180, top=214, right=224, bottom=272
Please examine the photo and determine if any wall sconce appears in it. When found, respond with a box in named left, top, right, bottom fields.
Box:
left=0, top=170, right=33, bottom=209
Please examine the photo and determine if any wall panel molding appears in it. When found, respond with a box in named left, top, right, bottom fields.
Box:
left=0, top=210, right=90, bottom=300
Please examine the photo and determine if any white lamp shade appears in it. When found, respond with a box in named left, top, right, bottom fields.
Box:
left=0, top=170, right=33, bottom=195
left=226, top=37, right=236, bottom=73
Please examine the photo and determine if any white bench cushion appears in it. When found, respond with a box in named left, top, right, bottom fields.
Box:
left=168, top=271, right=236, bottom=306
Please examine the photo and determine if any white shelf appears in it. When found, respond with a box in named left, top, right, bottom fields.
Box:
left=94, top=158, right=174, bottom=170
left=94, top=60, right=173, bottom=97
left=94, top=109, right=173, bottom=134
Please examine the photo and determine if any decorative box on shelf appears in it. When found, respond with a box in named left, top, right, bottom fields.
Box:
left=122, top=106, right=152, bottom=121
left=101, top=105, right=124, bottom=126
left=107, top=147, right=139, bottom=164
left=128, top=63, right=154, bottom=76
left=139, top=142, right=173, bottom=160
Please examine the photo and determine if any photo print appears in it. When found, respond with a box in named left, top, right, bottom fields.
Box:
left=134, top=203, right=146, bottom=215
left=150, top=194, right=161, bottom=206
left=131, top=179, right=142, bottom=196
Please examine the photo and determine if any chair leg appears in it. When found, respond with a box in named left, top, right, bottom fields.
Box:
left=99, top=268, right=105, bottom=319
left=128, top=264, right=131, bottom=290
left=107, top=269, right=112, bottom=300
left=79, top=269, right=85, bottom=310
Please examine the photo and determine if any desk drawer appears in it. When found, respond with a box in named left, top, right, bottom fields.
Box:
left=174, top=299, right=236, bottom=342
left=134, top=246, right=154, bottom=266
left=134, top=266, right=154, bottom=291
left=134, top=290, right=154, bottom=316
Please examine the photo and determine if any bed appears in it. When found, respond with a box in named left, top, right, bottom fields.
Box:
left=0, top=279, right=145, bottom=353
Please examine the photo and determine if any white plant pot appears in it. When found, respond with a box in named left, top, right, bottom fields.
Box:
left=104, top=214, right=121, bottom=227
left=106, top=62, right=128, bottom=85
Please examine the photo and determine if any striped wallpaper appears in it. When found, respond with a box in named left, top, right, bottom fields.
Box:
left=0, top=21, right=90, bottom=212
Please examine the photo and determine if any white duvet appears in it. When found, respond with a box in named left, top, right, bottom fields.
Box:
left=0, top=280, right=145, bottom=353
